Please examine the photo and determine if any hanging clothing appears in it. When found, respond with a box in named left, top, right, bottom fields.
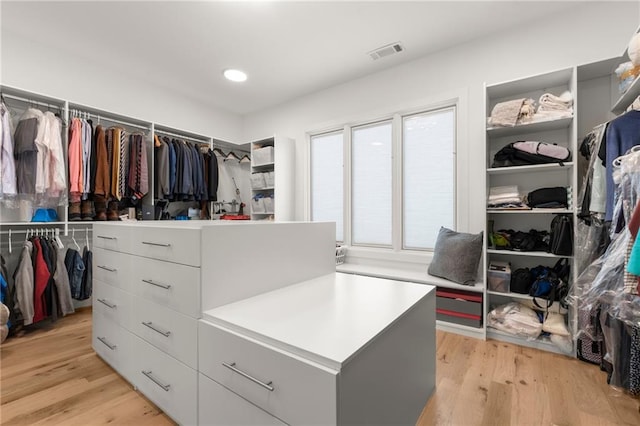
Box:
left=167, top=137, right=176, bottom=198
left=602, top=110, right=640, bottom=221
left=154, top=135, right=169, bottom=199
left=82, top=119, right=93, bottom=200
left=13, top=242, right=34, bottom=326
left=208, top=148, right=219, bottom=202
left=68, top=118, right=83, bottom=195
left=64, top=248, right=85, bottom=300
left=13, top=115, right=39, bottom=195
left=0, top=101, right=17, bottom=198
left=31, top=238, right=51, bottom=324
left=94, top=125, right=110, bottom=197
left=128, top=133, right=149, bottom=201
left=44, top=112, right=66, bottom=200
left=53, top=245, right=74, bottom=316
left=80, top=246, right=92, bottom=301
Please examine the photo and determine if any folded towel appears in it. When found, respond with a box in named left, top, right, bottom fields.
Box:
left=489, top=185, right=519, bottom=197
left=488, top=98, right=526, bottom=127
left=538, top=91, right=573, bottom=113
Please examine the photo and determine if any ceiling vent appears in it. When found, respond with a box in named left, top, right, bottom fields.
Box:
left=368, top=42, right=404, bottom=60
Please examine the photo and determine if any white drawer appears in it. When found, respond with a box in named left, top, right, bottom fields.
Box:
left=93, top=248, right=132, bottom=289
left=199, top=373, right=286, bottom=426
left=129, top=256, right=200, bottom=319
left=132, top=297, right=197, bottom=369
left=198, top=321, right=337, bottom=425
left=132, top=335, right=197, bottom=426
left=93, top=311, right=133, bottom=380
left=130, top=227, right=200, bottom=267
left=93, top=281, right=133, bottom=330
left=93, top=225, right=133, bottom=253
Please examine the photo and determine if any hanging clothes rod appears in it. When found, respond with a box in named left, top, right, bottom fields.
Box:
left=1, top=93, right=63, bottom=111
left=70, top=109, right=150, bottom=131
left=155, top=129, right=209, bottom=145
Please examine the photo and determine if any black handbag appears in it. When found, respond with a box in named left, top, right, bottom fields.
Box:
left=526, top=187, right=568, bottom=208
left=549, top=215, right=573, bottom=255
left=510, top=268, right=533, bottom=294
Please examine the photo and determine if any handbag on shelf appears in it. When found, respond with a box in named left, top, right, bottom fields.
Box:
left=550, top=215, right=573, bottom=255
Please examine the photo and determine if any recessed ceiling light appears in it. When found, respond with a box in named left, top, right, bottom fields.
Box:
left=224, top=69, right=247, bottom=82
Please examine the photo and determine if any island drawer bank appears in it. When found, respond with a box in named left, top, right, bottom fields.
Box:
left=91, top=221, right=436, bottom=424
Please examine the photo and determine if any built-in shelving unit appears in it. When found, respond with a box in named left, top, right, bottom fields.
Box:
left=249, top=136, right=295, bottom=221
left=484, top=67, right=577, bottom=355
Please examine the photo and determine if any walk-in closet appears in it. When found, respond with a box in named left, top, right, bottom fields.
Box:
left=2, top=1, right=640, bottom=425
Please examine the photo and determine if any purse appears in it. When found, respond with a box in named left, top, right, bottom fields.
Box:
left=549, top=215, right=573, bottom=255
left=510, top=267, right=533, bottom=294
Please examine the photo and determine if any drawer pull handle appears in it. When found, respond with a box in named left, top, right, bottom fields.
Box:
left=142, top=321, right=171, bottom=337
left=97, top=298, right=117, bottom=309
left=97, top=336, right=117, bottom=350
left=97, top=265, right=117, bottom=273
left=97, top=235, right=117, bottom=240
left=142, top=370, right=171, bottom=392
left=142, top=241, right=171, bottom=248
left=142, top=279, right=172, bottom=290
left=222, top=362, right=274, bottom=392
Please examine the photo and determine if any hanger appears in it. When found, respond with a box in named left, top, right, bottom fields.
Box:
left=8, top=229, right=12, bottom=255
left=224, top=151, right=240, bottom=162
left=71, top=228, right=81, bottom=251
left=239, top=154, right=251, bottom=164
left=55, top=228, right=64, bottom=249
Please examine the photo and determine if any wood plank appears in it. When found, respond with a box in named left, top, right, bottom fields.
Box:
left=480, top=381, right=512, bottom=426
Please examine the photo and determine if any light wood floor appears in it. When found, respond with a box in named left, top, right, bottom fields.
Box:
left=1, top=308, right=639, bottom=425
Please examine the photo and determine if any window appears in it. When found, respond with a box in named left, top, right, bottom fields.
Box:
left=310, top=132, right=344, bottom=241
left=309, top=104, right=456, bottom=251
left=352, top=121, right=393, bottom=246
left=403, top=108, right=455, bottom=249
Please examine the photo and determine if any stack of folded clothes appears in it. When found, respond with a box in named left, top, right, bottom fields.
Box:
left=488, top=185, right=527, bottom=209
left=487, top=98, right=536, bottom=128
left=533, top=91, right=573, bottom=121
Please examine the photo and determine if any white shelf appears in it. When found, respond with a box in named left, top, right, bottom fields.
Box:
left=1, top=221, right=67, bottom=226
left=252, top=162, right=275, bottom=169
left=612, top=75, right=640, bottom=115
left=487, top=328, right=570, bottom=356
left=251, top=212, right=274, bottom=215
left=486, top=116, right=573, bottom=138
left=436, top=320, right=485, bottom=339
left=487, top=162, right=573, bottom=174
left=487, top=290, right=532, bottom=301
left=487, top=208, right=572, bottom=214
left=487, top=249, right=571, bottom=258
left=251, top=187, right=274, bottom=191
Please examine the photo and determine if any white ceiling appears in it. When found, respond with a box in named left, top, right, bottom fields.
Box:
left=2, top=1, right=583, bottom=115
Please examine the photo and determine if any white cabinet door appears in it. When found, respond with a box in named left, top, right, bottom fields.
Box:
left=198, top=374, right=286, bottom=426
left=93, top=281, right=133, bottom=330
left=198, top=321, right=337, bottom=425
left=132, top=335, right=197, bottom=426
left=129, top=256, right=200, bottom=319
left=132, top=297, right=198, bottom=369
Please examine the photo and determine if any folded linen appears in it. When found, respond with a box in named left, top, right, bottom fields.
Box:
left=488, top=98, right=525, bottom=127
left=538, top=91, right=573, bottom=113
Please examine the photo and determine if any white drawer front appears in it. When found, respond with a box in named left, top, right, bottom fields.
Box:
left=130, top=227, right=200, bottom=267
left=93, top=312, right=133, bottom=379
left=133, top=297, right=197, bottom=369
left=93, top=225, right=133, bottom=253
left=129, top=256, right=200, bottom=319
left=93, top=281, right=133, bottom=330
left=198, top=321, right=337, bottom=425
left=93, top=248, right=132, bottom=289
left=199, top=373, right=286, bottom=426
left=132, top=335, right=197, bottom=426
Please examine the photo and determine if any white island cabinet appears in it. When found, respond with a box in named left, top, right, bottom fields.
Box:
left=199, top=273, right=436, bottom=426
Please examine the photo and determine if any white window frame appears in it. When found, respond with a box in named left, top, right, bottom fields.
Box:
left=305, top=90, right=467, bottom=266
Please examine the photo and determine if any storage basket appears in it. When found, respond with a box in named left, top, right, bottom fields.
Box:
left=335, top=245, right=346, bottom=265
left=250, top=173, right=266, bottom=189
left=262, top=196, right=274, bottom=213
left=253, top=146, right=274, bottom=166
left=264, top=171, right=275, bottom=187
left=251, top=197, right=265, bottom=213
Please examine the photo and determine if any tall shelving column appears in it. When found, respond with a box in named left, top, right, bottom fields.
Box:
left=484, top=67, right=578, bottom=355
left=250, top=136, right=294, bottom=221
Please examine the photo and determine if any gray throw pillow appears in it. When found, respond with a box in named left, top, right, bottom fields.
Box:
left=428, top=227, right=483, bottom=285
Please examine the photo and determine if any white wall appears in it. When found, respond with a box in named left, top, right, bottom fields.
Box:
left=0, top=32, right=243, bottom=143
left=241, top=2, right=639, bottom=235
